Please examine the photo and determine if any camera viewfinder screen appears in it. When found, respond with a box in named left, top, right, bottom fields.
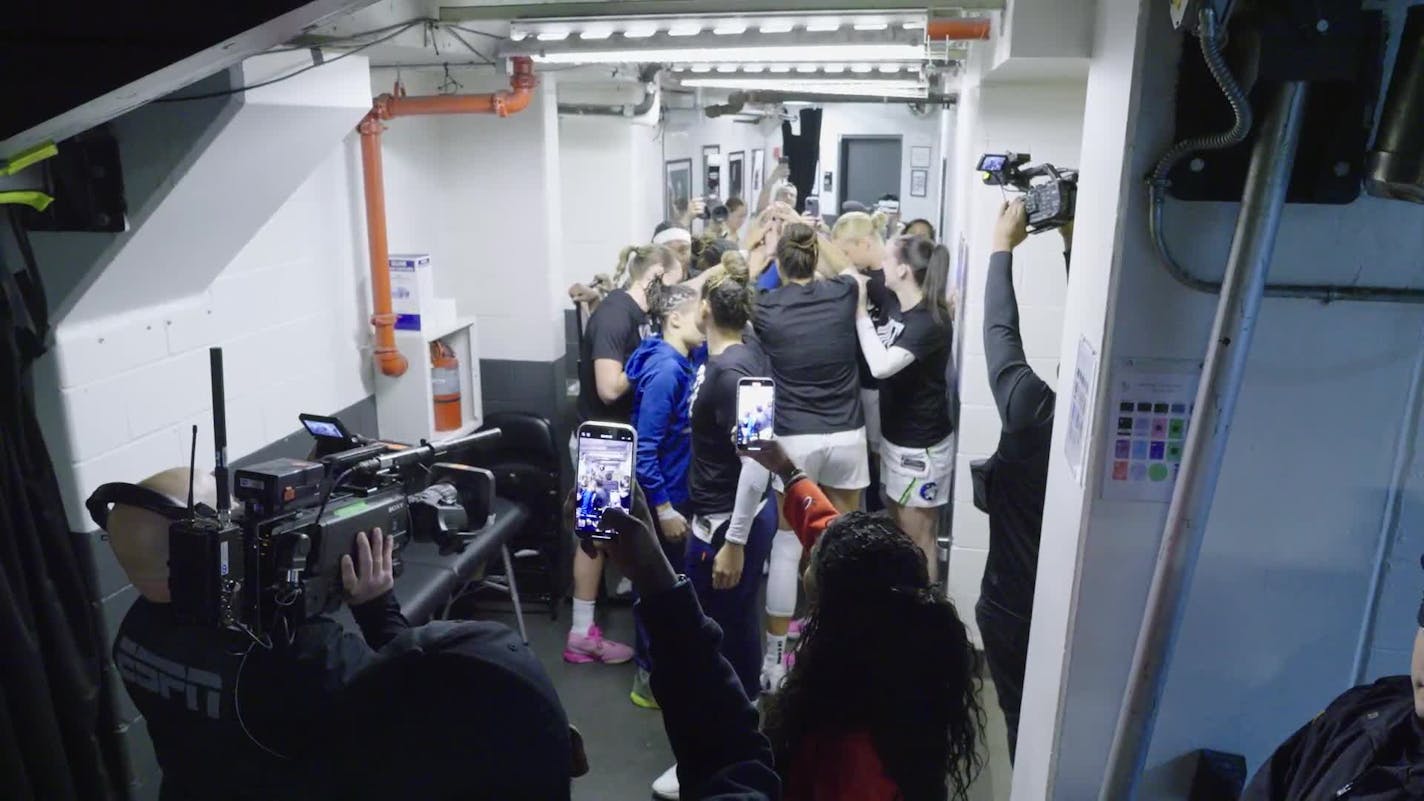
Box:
left=978, top=154, right=1007, bottom=172
left=576, top=431, right=634, bottom=536
left=303, top=419, right=344, bottom=439
left=736, top=379, right=776, bottom=447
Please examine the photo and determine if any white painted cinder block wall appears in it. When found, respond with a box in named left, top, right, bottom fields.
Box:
left=945, top=77, right=1087, bottom=644
left=37, top=141, right=375, bottom=532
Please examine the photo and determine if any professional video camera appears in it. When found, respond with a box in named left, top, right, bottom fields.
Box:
left=977, top=152, right=1079, bottom=233
left=167, top=348, right=498, bottom=639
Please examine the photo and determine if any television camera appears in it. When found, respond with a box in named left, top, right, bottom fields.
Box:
left=977, top=152, right=1079, bottom=234
left=167, top=348, right=499, bottom=640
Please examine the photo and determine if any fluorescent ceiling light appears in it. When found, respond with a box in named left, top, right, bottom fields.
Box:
left=806, top=18, right=841, bottom=32
left=713, top=22, right=747, bottom=35
left=537, top=31, right=570, bottom=41
left=795, top=65, right=817, bottom=73
left=579, top=27, right=613, bottom=40
left=769, top=65, right=792, bottom=73
left=680, top=77, right=928, bottom=99
left=758, top=20, right=794, bottom=33
left=623, top=23, right=658, bottom=38
left=510, top=31, right=528, bottom=41
left=669, top=22, right=703, bottom=36
left=742, top=64, right=766, bottom=73
left=851, top=64, right=874, bottom=73
left=878, top=64, right=900, bottom=73
left=715, top=64, right=738, bottom=73
left=691, top=64, right=713, bottom=73
left=853, top=22, right=889, bottom=31
left=824, top=64, right=846, bottom=74
left=529, top=43, right=926, bottom=65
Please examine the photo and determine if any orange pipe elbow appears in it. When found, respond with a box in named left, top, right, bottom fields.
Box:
left=358, top=56, right=539, bottom=378
left=927, top=18, right=992, bottom=41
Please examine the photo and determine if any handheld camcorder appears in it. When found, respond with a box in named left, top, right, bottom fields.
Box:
left=978, top=152, right=1079, bottom=234
left=113, top=348, right=500, bottom=640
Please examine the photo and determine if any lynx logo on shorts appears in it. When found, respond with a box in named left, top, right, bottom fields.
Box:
left=920, top=482, right=938, bottom=502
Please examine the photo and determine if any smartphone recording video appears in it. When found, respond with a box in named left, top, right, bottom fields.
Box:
left=735, top=378, right=776, bottom=449
left=575, top=422, right=636, bottom=539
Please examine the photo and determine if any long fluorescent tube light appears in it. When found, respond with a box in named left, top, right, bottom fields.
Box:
left=680, top=77, right=928, bottom=99
left=527, top=43, right=925, bottom=65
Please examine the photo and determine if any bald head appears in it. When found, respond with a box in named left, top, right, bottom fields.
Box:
left=106, top=468, right=216, bottom=603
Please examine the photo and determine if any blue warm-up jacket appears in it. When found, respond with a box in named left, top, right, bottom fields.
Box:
left=625, top=337, right=694, bottom=509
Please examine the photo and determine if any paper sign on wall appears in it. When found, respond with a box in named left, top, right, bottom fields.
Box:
left=1100, top=359, right=1202, bottom=503
left=1063, top=335, right=1098, bottom=486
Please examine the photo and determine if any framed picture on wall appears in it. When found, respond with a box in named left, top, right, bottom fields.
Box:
left=702, top=145, right=721, bottom=196
left=911, top=145, right=932, bottom=168
left=751, top=149, right=765, bottom=194
left=910, top=168, right=929, bottom=198
left=665, top=158, right=693, bottom=222
left=728, top=151, right=745, bottom=200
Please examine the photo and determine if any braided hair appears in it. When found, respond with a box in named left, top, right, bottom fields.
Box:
left=764, top=512, right=984, bottom=801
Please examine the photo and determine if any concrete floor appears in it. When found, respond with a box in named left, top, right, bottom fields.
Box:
left=478, top=600, right=1013, bottom=801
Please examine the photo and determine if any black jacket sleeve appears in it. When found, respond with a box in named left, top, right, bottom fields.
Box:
left=281, top=592, right=411, bottom=697
left=642, top=579, right=780, bottom=801
left=984, top=251, right=1055, bottom=434
left=1240, top=720, right=1310, bottom=801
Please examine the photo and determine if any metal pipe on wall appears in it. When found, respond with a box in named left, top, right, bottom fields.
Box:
left=1098, top=80, right=1312, bottom=801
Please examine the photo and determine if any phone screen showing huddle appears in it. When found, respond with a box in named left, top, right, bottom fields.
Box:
left=735, top=378, right=776, bottom=449
left=575, top=423, right=636, bottom=539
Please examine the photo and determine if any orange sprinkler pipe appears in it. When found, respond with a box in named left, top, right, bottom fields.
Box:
left=359, top=56, right=538, bottom=378
left=927, top=18, right=992, bottom=41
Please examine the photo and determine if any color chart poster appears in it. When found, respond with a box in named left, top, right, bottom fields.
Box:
left=1101, top=359, right=1201, bottom=503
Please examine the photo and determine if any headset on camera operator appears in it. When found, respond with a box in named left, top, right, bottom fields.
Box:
left=974, top=198, right=1072, bottom=761
left=90, top=467, right=410, bottom=801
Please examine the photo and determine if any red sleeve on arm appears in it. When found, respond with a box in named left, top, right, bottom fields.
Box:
left=783, top=478, right=840, bottom=550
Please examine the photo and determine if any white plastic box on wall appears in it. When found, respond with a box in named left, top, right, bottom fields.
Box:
left=374, top=316, right=484, bottom=446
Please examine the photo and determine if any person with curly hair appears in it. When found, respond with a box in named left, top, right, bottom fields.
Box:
left=744, top=439, right=984, bottom=801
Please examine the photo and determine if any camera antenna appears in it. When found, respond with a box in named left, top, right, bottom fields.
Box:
left=209, top=347, right=231, bottom=525
left=187, top=424, right=198, bottom=512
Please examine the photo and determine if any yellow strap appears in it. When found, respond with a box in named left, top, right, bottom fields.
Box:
left=0, top=142, right=59, bottom=176
left=0, top=191, right=55, bottom=211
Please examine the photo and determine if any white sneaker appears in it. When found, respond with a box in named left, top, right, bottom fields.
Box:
left=760, top=660, right=788, bottom=695
left=652, top=764, right=680, bottom=800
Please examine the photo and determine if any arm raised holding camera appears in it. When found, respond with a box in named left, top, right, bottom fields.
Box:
left=985, top=200, right=1058, bottom=434
left=569, top=485, right=780, bottom=801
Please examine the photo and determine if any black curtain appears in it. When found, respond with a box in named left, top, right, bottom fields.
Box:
left=781, top=107, right=823, bottom=213
left=0, top=210, right=127, bottom=800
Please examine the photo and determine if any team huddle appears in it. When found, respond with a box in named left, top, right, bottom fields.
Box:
left=568, top=191, right=959, bottom=799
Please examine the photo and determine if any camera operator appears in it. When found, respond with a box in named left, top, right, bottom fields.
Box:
left=976, top=198, right=1070, bottom=760
left=97, top=467, right=410, bottom=800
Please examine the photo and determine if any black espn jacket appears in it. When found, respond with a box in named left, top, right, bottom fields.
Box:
left=1243, top=675, right=1424, bottom=801
left=112, top=592, right=409, bottom=801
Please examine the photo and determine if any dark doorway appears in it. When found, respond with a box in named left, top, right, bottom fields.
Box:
left=838, top=135, right=903, bottom=209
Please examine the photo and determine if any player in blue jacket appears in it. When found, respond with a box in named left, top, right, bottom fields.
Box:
left=623, top=282, right=706, bottom=708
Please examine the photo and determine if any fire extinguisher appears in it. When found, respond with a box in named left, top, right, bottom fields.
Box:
left=431, top=341, right=462, bottom=431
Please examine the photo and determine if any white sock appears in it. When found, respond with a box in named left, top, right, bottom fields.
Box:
left=572, top=598, right=596, bottom=637
left=764, top=633, right=787, bottom=668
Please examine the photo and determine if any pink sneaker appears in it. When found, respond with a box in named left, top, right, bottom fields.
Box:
left=788, top=618, right=808, bottom=640
left=563, top=625, right=634, bottom=664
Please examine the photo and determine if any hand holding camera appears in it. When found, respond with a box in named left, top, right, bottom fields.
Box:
left=570, top=482, right=679, bottom=597
left=993, top=199, right=1030, bottom=253
left=340, top=528, right=393, bottom=606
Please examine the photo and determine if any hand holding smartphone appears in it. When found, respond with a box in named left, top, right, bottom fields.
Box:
left=734, top=378, right=776, bottom=450
left=575, top=422, right=636, bottom=540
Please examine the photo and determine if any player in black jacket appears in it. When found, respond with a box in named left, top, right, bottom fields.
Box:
left=1244, top=558, right=1424, bottom=800
left=977, top=199, right=1070, bottom=761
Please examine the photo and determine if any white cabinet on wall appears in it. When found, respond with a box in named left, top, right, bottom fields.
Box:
left=374, top=316, right=483, bottom=446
